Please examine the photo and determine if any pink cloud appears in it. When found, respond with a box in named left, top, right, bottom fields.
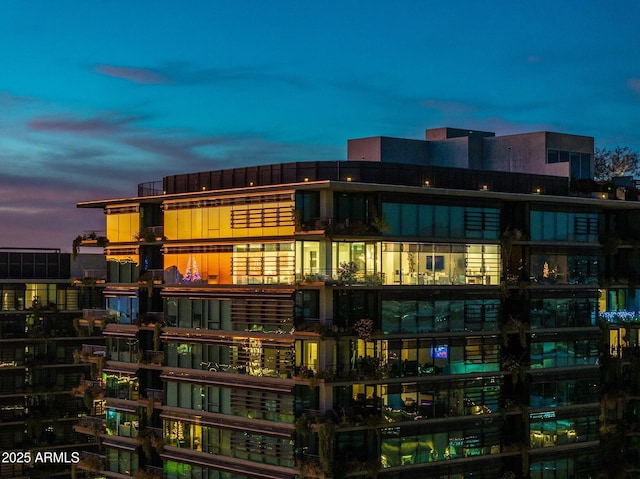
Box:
left=628, top=78, right=640, bottom=94
left=94, top=64, right=168, bottom=84
left=28, top=114, right=138, bottom=135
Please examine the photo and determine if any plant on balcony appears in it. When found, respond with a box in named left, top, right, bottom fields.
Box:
left=72, top=234, right=108, bottom=259
left=353, top=318, right=373, bottom=341
left=136, top=427, right=163, bottom=459
left=601, top=232, right=622, bottom=256
left=94, top=355, right=105, bottom=377
left=83, top=389, right=95, bottom=411
left=337, top=261, right=358, bottom=285
left=510, top=364, right=528, bottom=385
left=79, top=454, right=105, bottom=473
left=72, top=236, right=83, bottom=257
left=500, top=227, right=523, bottom=280
left=301, top=273, right=326, bottom=284
left=153, top=322, right=161, bottom=351
left=365, top=458, right=382, bottom=477
left=77, top=416, right=106, bottom=436
left=138, top=272, right=154, bottom=298
left=500, top=314, right=528, bottom=348
left=134, top=228, right=158, bottom=243
left=318, top=422, right=335, bottom=476
left=73, top=318, right=86, bottom=337
left=364, top=273, right=383, bottom=285
left=297, top=456, right=325, bottom=478
left=146, top=396, right=155, bottom=419
left=294, top=412, right=312, bottom=439
left=370, top=211, right=391, bottom=234
left=134, top=470, right=162, bottom=479
left=292, top=209, right=304, bottom=231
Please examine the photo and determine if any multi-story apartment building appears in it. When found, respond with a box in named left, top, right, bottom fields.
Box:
left=76, top=127, right=638, bottom=478
left=0, top=247, right=105, bottom=479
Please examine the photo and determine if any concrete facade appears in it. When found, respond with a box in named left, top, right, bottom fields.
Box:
left=347, top=127, right=595, bottom=179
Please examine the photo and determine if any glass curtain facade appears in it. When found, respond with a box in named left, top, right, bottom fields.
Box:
left=82, top=163, right=616, bottom=479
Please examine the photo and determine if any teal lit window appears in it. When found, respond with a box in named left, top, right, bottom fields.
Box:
left=382, top=203, right=499, bottom=240
left=530, top=211, right=599, bottom=242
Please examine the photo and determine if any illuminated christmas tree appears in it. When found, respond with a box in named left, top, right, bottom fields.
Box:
left=183, top=256, right=202, bottom=283
left=191, top=257, right=202, bottom=282
left=542, top=261, right=549, bottom=279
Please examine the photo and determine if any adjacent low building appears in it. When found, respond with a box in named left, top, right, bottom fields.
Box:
left=76, top=127, right=637, bottom=478
left=0, top=247, right=105, bottom=479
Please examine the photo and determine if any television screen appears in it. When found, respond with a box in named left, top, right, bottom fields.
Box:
left=431, top=345, right=448, bottom=359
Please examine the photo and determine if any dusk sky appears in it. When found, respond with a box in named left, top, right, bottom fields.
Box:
left=2, top=1, right=639, bottom=251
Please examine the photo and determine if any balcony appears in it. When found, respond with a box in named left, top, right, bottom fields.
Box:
left=81, top=269, right=107, bottom=281
left=296, top=216, right=392, bottom=237
left=135, top=226, right=165, bottom=242
left=79, top=230, right=107, bottom=244
left=138, top=181, right=163, bottom=197
left=73, top=231, right=108, bottom=257
left=141, top=350, right=164, bottom=366
left=77, top=451, right=106, bottom=474
left=83, top=308, right=108, bottom=319
left=143, top=388, right=163, bottom=401
left=77, top=309, right=118, bottom=330
left=80, top=344, right=107, bottom=357
left=296, top=267, right=500, bottom=287
left=144, top=465, right=163, bottom=479
left=137, top=311, right=164, bottom=326
left=74, top=379, right=106, bottom=399
left=75, top=416, right=106, bottom=436
left=295, top=217, right=333, bottom=233
left=74, top=344, right=107, bottom=364
left=296, top=269, right=384, bottom=286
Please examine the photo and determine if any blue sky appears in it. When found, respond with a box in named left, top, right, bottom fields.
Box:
left=1, top=0, right=639, bottom=251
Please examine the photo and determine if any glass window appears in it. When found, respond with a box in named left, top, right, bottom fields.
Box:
left=382, top=203, right=499, bottom=239
left=530, top=339, right=598, bottom=369
left=295, top=241, right=321, bottom=279
left=384, top=203, right=402, bottom=234
left=295, top=191, right=320, bottom=228
left=531, top=211, right=599, bottom=242
left=417, top=204, right=434, bottom=236
left=401, top=204, right=418, bottom=236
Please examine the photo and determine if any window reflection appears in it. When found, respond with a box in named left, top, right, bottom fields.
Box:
left=328, top=241, right=501, bottom=286
left=530, top=340, right=598, bottom=369
left=529, top=415, right=598, bottom=448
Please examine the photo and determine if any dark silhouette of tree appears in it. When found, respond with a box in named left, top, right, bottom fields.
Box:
left=595, top=146, right=640, bottom=181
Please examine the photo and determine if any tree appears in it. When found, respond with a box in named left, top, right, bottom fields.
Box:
left=595, top=146, right=640, bottom=181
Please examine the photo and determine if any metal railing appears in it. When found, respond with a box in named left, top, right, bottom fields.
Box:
left=145, top=388, right=164, bottom=401
left=81, top=344, right=107, bottom=356
left=143, top=350, right=164, bottom=365
left=138, top=181, right=164, bottom=197
left=83, top=269, right=107, bottom=279
left=83, top=309, right=107, bottom=319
